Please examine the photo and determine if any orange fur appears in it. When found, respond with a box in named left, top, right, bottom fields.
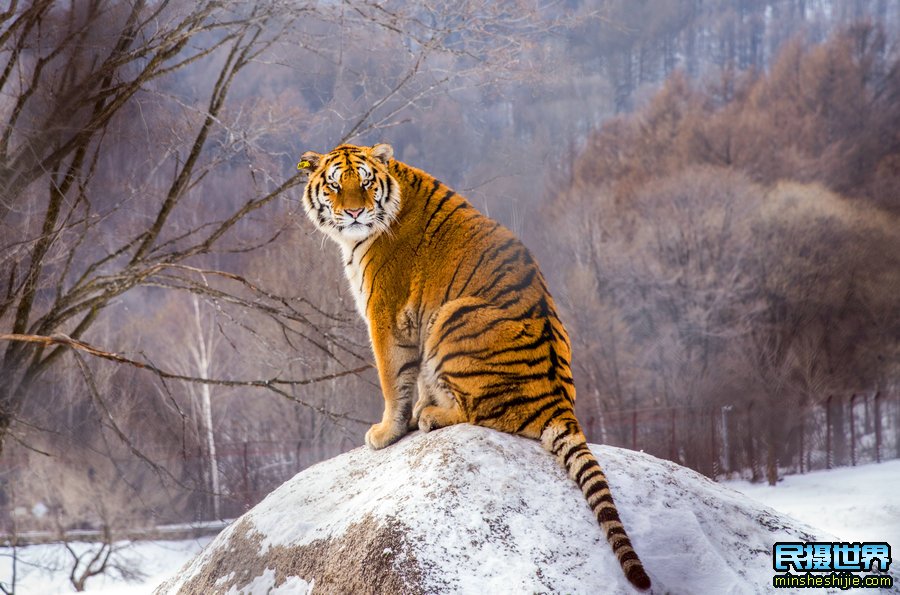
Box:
left=299, top=144, right=650, bottom=590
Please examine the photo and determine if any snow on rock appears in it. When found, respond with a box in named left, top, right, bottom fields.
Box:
left=156, top=424, right=839, bottom=595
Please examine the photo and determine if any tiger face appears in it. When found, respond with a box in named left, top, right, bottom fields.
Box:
left=298, top=143, right=400, bottom=243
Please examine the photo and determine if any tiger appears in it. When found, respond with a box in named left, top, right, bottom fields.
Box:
left=297, top=143, right=651, bottom=590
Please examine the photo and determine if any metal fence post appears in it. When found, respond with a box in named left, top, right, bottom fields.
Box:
left=709, top=409, right=717, bottom=478
left=669, top=408, right=677, bottom=462
left=874, top=391, right=882, bottom=464
left=826, top=395, right=833, bottom=470
left=850, top=394, right=857, bottom=466
left=746, top=402, right=757, bottom=481
left=631, top=410, right=637, bottom=452
left=242, top=442, right=251, bottom=511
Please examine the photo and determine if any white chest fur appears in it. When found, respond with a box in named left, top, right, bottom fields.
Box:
left=339, top=238, right=375, bottom=320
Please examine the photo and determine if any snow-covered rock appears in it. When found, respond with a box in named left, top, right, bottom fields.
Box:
left=156, top=424, right=838, bottom=594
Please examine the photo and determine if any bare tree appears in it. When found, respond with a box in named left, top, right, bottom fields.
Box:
left=0, top=0, right=558, bottom=459
left=0, top=0, right=308, bottom=454
left=62, top=524, right=144, bottom=593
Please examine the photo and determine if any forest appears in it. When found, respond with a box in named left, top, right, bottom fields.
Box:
left=1, top=0, right=898, bottom=548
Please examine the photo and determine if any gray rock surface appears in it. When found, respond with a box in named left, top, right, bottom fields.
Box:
left=156, top=424, right=834, bottom=594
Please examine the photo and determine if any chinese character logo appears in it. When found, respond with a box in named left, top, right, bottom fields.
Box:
left=773, top=542, right=892, bottom=573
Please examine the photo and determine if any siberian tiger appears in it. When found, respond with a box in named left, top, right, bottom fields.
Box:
left=297, top=143, right=651, bottom=590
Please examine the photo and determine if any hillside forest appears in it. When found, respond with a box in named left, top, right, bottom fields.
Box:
left=1, top=0, right=898, bottom=541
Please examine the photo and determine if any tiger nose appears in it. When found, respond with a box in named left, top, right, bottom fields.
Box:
left=345, top=208, right=364, bottom=219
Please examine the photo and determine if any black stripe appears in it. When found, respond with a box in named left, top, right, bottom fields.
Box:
left=552, top=428, right=573, bottom=452
left=456, top=235, right=515, bottom=297
left=364, top=258, right=393, bottom=312
left=483, top=268, right=538, bottom=304
left=434, top=346, right=486, bottom=370
left=430, top=202, right=469, bottom=243
left=483, top=370, right=557, bottom=384
left=448, top=324, right=550, bottom=357
left=558, top=440, right=581, bottom=462
left=566, top=446, right=592, bottom=468
left=424, top=189, right=457, bottom=232
left=583, top=480, right=610, bottom=502
left=484, top=353, right=548, bottom=369
left=474, top=248, right=526, bottom=297
left=593, top=493, right=615, bottom=506
left=475, top=249, right=529, bottom=294
left=597, top=508, right=620, bottom=523
left=435, top=302, right=493, bottom=344
left=479, top=393, right=557, bottom=423
left=546, top=416, right=576, bottom=438
left=429, top=337, right=507, bottom=370
left=410, top=171, right=423, bottom=192
left=607, top=526, right=627, bottom=539
left=443, top=258, right=469, bottom=303
left=619, top=551, right=639, bottom=563
left=358, top=246, right=379, bottom=291
left=347, top=239, right=368, bottom=266
left=493, top=289, right=549, bottom=318
left=612, top=537, right=631, bottom=551
left=472, top=386, right=515, bottom=402
left=516, top=402, right=565, bottom=434
left=502, top=390, right=558, bottom=407
left=423, top=179, right=441, bottom=204
left=442, top=367, right=515, bottom=380
left=435, top=343, right=543, bottom=372
left=396, top=359, right=420, bottom=377
left=575, top=462, right=602, bottom=485
left=563, top=443, right=589, bottom=468
left=441, top=377, right=470, bottom=399
left=414, top=189, right=456, bottom=256
left=477, top=329, right=550, bottom=359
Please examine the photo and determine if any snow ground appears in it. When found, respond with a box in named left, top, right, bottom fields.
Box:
left=725, top=458, right=900, bottom=548
left=0, top=537, right=212, bottom=595
left=2, top=456, right=898, bottom=594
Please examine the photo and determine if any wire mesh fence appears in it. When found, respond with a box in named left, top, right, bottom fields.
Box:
left=581, top=392, right=900, bottom=481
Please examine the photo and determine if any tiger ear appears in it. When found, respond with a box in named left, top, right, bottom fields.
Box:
left=297, top=151, right=321, bottom=173
left=371, top=143, right=393, bottom=165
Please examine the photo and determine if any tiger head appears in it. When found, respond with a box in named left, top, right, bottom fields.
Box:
left=298, top=143, right=400, bottom=244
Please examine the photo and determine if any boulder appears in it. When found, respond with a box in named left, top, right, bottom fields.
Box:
left=157, top=424, right=833, bottom=594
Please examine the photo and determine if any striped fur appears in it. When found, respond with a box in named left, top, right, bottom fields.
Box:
left=298, top=144, right=650, bottom=590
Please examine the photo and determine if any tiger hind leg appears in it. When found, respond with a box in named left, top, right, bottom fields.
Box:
left=410, top=376, right=436, bottom=431
left=415, top=372, right=466, bottom=432
left=417, top=401, right=466, bottom=433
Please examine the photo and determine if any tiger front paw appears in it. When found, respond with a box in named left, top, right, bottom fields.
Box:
left=364, top=421, right=406, bottom=450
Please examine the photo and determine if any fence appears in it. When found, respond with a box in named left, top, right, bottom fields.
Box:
left=183, top=437, right=357, bottom=520
left=580, top=392, right=900, bottom=482
left=0, top=437, right=356, bottom=538
left=2, top=392, right=897, bottom=537
left=195, top=392, right=900, bottom=517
